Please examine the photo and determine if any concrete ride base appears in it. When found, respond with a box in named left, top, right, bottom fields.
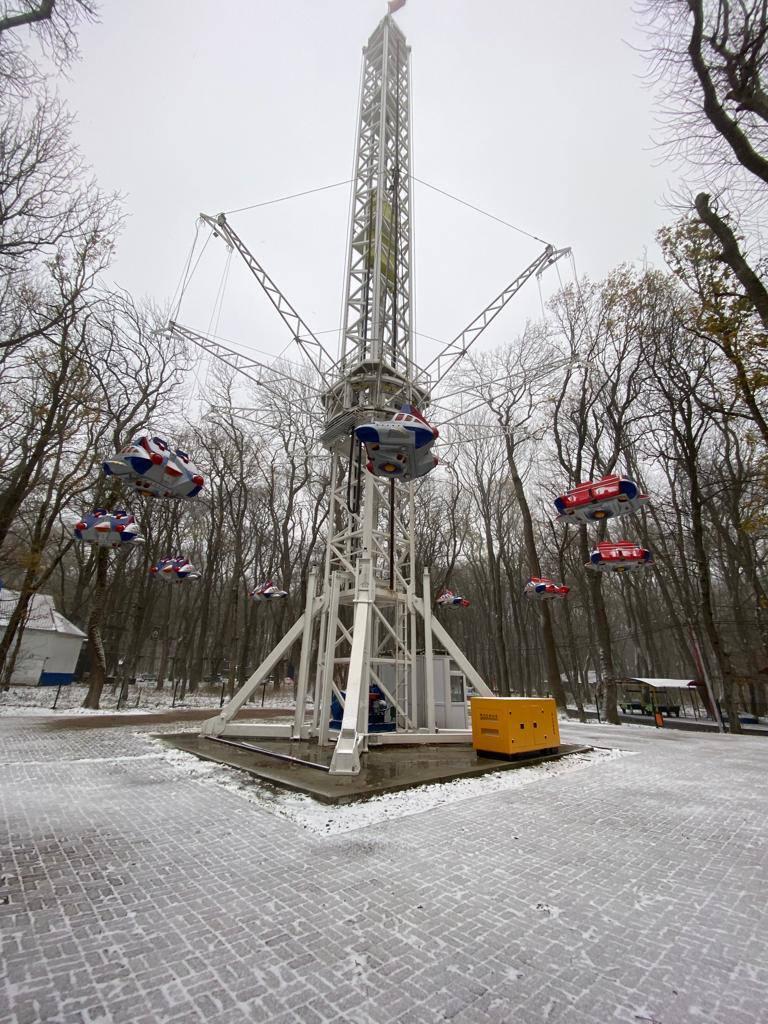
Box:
left=159, top=733, right=592, bottom=804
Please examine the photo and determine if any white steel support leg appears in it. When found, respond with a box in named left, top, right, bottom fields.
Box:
left=318, top=572, right=343, bottom=747
left=311, top=605, right=328, bottom=734
left=201, top=596, right=326, bottom=736
left=330, top=557, right=374, bottom=775
left=292, top=570, right=317, bottom=739
left=422, top=569, right=437, bottom=731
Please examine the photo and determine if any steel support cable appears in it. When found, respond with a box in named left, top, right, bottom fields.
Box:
left=537, top=272, right=547, bottom=320
left=222, top=179, right=354, bottom=216
left=207, top=246, right=233, bottom=339
left=209, top=329, right=308, bottom=370
left=170, top=220, right=202, bottom=322
left=172, top=229, right=212, bottom=324
left=437, top=426, right=515, bottom=448
left=218, top=175, right=549, bottom=247
left=355, top=441, right=363, bottom=513
left=408, top=42, right=419, bottom=393
left=389, top=477, right=395, bottom=590
left=554, top=257, right=566, bottom=295
left=346, top=430, right=356, bottom=513
left=431, top=354, right=576, bottom=425
left=411, top=175, right=552, bottom=246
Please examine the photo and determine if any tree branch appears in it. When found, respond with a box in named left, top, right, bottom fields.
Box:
left=686, top=0, right=768, bottom=184
left=0, top=1, right=55, bottom=35
left=694, top=191, right=768, bottom=329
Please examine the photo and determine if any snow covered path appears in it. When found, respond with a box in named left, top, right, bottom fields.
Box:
left=0, top=717, right=767, bottom=1023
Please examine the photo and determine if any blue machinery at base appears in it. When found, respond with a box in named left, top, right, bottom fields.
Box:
left=330, top=685, right=396, bottom=733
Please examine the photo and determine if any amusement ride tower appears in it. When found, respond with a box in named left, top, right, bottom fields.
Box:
left=171, top=11, right=568, bottom=773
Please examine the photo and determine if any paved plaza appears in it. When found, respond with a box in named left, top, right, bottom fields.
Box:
left=1, top=716, right=767, bottom=1024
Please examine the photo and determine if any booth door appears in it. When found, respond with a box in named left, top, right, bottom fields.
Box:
left=445, top=661, right=469, bottom=729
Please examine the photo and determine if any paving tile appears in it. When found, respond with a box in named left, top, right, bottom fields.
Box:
left=0, top=719, right=767, bottom=1023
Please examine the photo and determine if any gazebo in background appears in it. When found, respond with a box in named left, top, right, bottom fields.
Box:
left=617, top=677, right=713, bottom=720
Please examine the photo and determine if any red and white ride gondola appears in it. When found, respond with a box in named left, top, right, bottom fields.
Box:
left=587, top=540, right=653, bottom=573
left=554, top=475, right=648, bottom=524
left=523, top=576, right=569, bottom=600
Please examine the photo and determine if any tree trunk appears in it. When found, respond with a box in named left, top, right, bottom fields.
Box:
left=580, top=525, right=620, bottom=724
left=687, top=458, right=742, bottom=733
left=503, top=436, right=566, bottom=708
left=0, top=585, right=35, bottom=687
left=82, top=548, right=109, bottom=709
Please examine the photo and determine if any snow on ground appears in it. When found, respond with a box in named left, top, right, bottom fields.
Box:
left=152, top=739, right=632, bottom=835
left=0, top=681, right=300, bottom=715
left=2, top=716, right=768, bottom=1022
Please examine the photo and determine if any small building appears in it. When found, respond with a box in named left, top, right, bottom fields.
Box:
left=618, top=677, right=708, bottom=719
left=413, top=654, right=469, bottom=729
left=377, top=653, right=470, bottom=729
left=0, top=590, right=86, bottom=686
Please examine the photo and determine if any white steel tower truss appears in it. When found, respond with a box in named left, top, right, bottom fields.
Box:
left=195, top=14, right=569, bottom=773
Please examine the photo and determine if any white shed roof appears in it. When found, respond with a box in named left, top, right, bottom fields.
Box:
left=0, top=590, right=86, bottom=639
left=624, top=677, right=698, bottom=690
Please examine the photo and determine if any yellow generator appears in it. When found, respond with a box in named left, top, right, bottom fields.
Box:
left=470, top=697, right=560, bottom=759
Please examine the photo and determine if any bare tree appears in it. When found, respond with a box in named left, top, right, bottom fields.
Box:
left=640, top=1, right=768, bottom=337
left=0, top=1, right=98, bottom=92
left=468, top=339, right=568, bottom=709
left=659, top=214, right=768, bottom=448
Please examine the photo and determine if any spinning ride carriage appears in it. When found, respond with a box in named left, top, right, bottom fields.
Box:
left=73, top=509, right=144, bottom=549
left=554, top=475, right=648, bottom=524
left=523, top=577, right=569, bottom=600
left=355, top=404, right=438, bottom=480
left=103, top=433, right=205, bottom=500
left=587, top=540, right=653, bottom=573
left=436, top=589, right=470, bottom=608
left=149, top=557, right=201, bottom=583
left=554, top=474, right=654, bottom=580
left=250, top=580, right=288, bottom=602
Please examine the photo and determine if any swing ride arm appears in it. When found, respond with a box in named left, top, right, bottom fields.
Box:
left=199, top=212, right=336, bottom=389
left=166, top=321, right=322, bottom=429
left=416, top=245, right=571, bottom=389
left=167, top=320, right=273, bottom=390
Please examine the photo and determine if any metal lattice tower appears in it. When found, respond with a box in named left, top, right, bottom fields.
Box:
left=309, top=13, right=446, bottom=775
left=342, top=16, right=412, bottom=374
left=191, top=12, right=568, bottom=774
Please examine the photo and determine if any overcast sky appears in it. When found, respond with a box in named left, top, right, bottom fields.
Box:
left=61, top=0, right=679, bottom=373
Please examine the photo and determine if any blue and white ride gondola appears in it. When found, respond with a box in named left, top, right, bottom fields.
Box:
left=103, top=433, right=205, bottom=500
left=149, top=557, right=201, bottom=583
left=73, top=509, right=144, bottom=549
left=250, top=580, right=288, bottom=602
left=355, top=404, right=438, bottom=481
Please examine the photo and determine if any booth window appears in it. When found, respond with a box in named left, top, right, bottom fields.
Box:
left=450, top=673, right=465, bottom=703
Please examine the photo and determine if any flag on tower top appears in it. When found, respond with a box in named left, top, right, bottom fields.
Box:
left=388, top=0, right=406, bottom=13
